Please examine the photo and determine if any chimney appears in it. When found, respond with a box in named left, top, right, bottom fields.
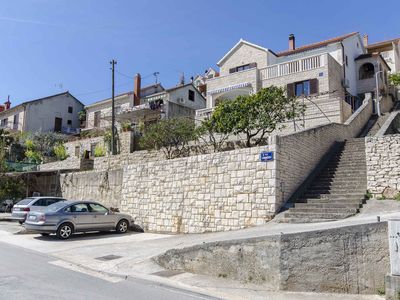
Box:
left=289, top=34, right=295, bottom=51
left=133, top=73, right=141, bottom=106
left=363, top=34, right=369, bottom=47
left=5, top=96, right=11, bottom=110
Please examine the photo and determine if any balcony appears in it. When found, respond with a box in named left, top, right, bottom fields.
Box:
left=195, top=107, right=214, bottom=120
left=61, top=127, right=81, bottom=135
left=260, top=54, right=326, bottom=80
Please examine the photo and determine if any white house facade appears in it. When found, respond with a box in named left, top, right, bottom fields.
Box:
left=197, top=32, right=394, bottom=130
left=0, top=91, right=84, bottom=134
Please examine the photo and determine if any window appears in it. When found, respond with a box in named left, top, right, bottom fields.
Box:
left=1, top=119, right=7, bottom=127
left=295, top=81, right=310, bottom=96
left=66, top=203, right=89, bottom=213
left=229, top=63, right=257, bottom=74
left=13, top=114, right=18, bottom=125
left=32, top=199, right=47, bottom=206
left=68, top=106, right=73, bottom=113
left=88, top=203, right=108, bottom=213
left=188, top=90, right=195, bottom=101
left=345, top=55, right=348, bottom=67
left=67, top=120, right=72, bottom=125
left=75, top=146, right=80, bottom=157
left=287, top=79, right=318, bottom=98
left=359, top=63, right=375, bottom=80
left=94, top=111, right=101, bottom=127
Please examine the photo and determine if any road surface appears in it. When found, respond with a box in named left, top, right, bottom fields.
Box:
left=0, top=242, right=217, bottom=300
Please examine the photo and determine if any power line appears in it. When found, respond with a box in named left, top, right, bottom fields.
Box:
left=74, top=80, right=132, bottom=97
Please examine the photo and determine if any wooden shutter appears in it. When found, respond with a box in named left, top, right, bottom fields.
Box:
left=229, top=68, right=236, bottom=74
left=310, top=78, right=319, bottom=95
left=286, top=83, right=295, bottom=98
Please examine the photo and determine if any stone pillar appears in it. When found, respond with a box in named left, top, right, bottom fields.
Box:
left=386, top=218, right=400, bottom=300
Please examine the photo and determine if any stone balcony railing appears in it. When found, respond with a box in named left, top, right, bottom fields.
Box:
left=260, top=54, right=327, bottom=80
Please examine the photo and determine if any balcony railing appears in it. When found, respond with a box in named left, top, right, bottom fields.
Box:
left=195, top=107, right=214, bottom=120
left=260, top=54, right=325, bottom=80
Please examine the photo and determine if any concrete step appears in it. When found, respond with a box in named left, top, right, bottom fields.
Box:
left=283, top=217, right=338, bottom=223
left=302, top=193, right=365, bottom=200
left=284, top=211, right=354, bottom=220
left=289, top=207, right=359, bottom=214
left=305, top=198, right=365, bottom=204
left=305, top=188, right=366, bottom=194
left=294, top=202, right=362, bottom=209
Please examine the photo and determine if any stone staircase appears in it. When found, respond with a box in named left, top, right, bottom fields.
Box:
left=284, top=138, right=367, bottom=223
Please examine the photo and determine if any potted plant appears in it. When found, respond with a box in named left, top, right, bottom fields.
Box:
left=121, top=122, right=132, bottom=132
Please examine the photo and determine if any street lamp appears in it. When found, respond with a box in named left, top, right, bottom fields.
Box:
left=375, top=70, right=384, bottom=116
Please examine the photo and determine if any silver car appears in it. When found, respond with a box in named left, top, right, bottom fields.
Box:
left=11, top=197, right=66, bottom=224
left=24, top=200, right=133, bottom=239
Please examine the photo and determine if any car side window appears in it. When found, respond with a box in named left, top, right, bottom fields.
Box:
left=69, top=204, right=89, bottom=213
left=32, top=199, right=46, bottom=206
left=46, top=199, right=58, bottom=206
left=88, top=203, right=108, bottom=213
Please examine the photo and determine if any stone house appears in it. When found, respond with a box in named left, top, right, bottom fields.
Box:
left=365, top=35, right=400, bottom=74
left=0, top=91, right=84, bottom=134
left=197, top=32, right=393, bottom=130
left=84, top=73, right=206, bottom=130
left=192, top=67, right=220, bottom=97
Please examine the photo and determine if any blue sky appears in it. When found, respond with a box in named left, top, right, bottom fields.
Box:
left=1, top=0, right=399, bottom=106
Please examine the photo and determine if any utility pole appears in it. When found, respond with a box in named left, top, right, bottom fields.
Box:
left=110, top=59, right=117, bottom=155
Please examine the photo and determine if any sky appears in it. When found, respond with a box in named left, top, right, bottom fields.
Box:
left=1, top=0, right=399, bottom=106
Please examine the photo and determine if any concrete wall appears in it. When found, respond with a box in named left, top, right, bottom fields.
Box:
left=60, top=169, right=123, bottom=208
left=366, top=134, right=400, bottom=196
left=157, top=222, right=389, bottom=294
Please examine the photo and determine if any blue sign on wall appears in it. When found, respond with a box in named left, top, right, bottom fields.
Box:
left=260, top=151, right=274, bottom=162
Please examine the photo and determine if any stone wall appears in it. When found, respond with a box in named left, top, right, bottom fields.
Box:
left=157, top=222, right=389, bottom=294
left=60, top=169, right=123, bottom=208
left=366, top=134, right=400, bottom=196
left=39, top=157, right=81, bottom=171
left=122, top=144, right=278, bottom=233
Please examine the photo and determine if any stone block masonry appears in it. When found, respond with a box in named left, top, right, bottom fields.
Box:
left=366, top=134, right=400, bottom=196
left=122, top=145, right=278, bottom=233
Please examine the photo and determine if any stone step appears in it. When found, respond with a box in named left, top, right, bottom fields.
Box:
left=305, top=187, right=366, bottom=194
left=312, top=179, right=367, bottom=185
left=319, top=170, right=366, bottom=176
left=294, top=202, right=362, bottom=209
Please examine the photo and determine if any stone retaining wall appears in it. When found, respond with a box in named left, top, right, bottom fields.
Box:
left=60, top=169, right=123, bottom=208
left=366, top=134, right=400, bottom=196
left=122, top=144, right=277, bottom=233
left=157, top=222, right=389, bottom=294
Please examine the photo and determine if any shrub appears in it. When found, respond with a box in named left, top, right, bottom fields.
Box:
left=94, top=144, right=106, bottom=157
left=54, top=143, right=69, bottom=161
left=25, top=149, right=42, bottom=164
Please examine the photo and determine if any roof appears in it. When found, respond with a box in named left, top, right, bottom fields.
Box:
left=276, top=32, right=359, bottom=57
left=355, top=53, right=391, bottom=71
left=217, top=39, right=272, bottom=66
left=86, top=83, right=165, bottom=108
left=366, top=37, right=400, bottom=49
left=0, top=91, right=83, bottom=116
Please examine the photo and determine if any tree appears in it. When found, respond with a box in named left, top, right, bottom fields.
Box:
left=389, top=73, right=400, bottom=86
left=211, top=86, right=305, bottom=147
left=196, top=117, right=230, bottom=153
left=140, top=118, right=196, bottom=159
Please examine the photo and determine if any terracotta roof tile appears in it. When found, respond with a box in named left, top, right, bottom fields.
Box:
left=276, top=32, right=359, bottom=57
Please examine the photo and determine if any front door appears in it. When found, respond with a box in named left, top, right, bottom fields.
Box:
left=54, top=117, right=62, bottom=132
left=87, top=203, right=114, bottom=229
left=68, top=203, right=93, bottom=231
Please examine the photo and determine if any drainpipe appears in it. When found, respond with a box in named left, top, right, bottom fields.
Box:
left=375, top=70, right=384, bottom=116
left=340, top=42, right=347, bottom=122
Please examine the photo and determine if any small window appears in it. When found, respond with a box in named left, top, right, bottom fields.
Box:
left=13, top=114, right=18, bottom=125
left=359, top=63, right=375, bottom=79
left=345, top=55, right=348, bottom=67
left=1, top=119, right=7, bottom=127
left=67, top=120, right=72, bottom=125
left=68, top=106, right=73, bottom=113
left=188, top=90, right=195, bottom=101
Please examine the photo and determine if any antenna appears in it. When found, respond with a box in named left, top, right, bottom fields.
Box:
left=179, top=72, right=185, bottom=85
left=153, top=72, right=160, bottom=84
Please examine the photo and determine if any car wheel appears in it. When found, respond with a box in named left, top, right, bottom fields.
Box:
left=57, top=223, right=74, bottom=239
left=116, top=219, right=129, bottom=234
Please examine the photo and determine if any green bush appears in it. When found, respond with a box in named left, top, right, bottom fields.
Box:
left=94, top=144, right=106, bottom=157
left=54, top=143, right=68, bottom=161
left=25, top=149, right=42, bottom=164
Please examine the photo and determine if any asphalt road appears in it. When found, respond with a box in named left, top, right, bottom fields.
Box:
left=0, top=242, right=217, bottom=300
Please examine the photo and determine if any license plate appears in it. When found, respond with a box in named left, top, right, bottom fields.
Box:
left=29, top=215, right=36, bottom=221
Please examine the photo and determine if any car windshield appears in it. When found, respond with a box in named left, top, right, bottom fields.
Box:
left=46, top=201, right=68, bottom=212
left=16, top=198, right=35, bottom=206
